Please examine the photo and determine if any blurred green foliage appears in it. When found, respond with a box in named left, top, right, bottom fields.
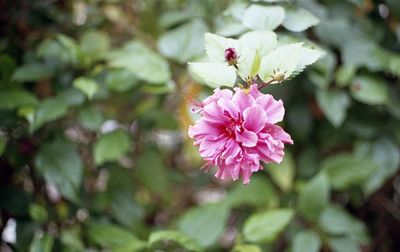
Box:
left=0, top=0, right=400, bottom=251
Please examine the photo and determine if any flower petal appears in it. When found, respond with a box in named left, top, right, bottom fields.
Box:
left=243, top=105, right=267, bottom=133
left=236, top=130, right=258, bottom=147
left=255, top=95, right=285, bottom=124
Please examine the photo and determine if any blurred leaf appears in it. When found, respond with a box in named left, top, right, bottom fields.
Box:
left=0, top=187, right=31, bottom=216
left=94, top=130, right=131, bottom=165
left=0, top=135, right=5, bottom=156
left=243, top=5, right=285, bottom=30
left=159, top=10, right=193, bottom=29
left=308, top=50, right=336, bottom=89
left=28, top=204, right=48, bottom=223
left=355, top=138, right=400, bottom=195
left=56, top=89, right=85, bottom=107
left=30, top=233, right=53, bottom=252
left=243, top=208, right=294, bottom=243
left=283, top=8, right=319, bottom=32
left=0, top=54, right=16, bottom=82
left=0, top=89, right=38, bottom=110
left=329, top=237, right=359, bottom=252
left=298, top=173, right=330, bottom=220
left=321, top=153, right=378, bottom=190
left=79, top=30, right=110, bottom=61
left=316, top=89, right=350, bottom=127
left=105, top=69, right=138, bottom=92
left=188, top=62, right=236, bottom=88
left=33, top=98, right=69, bottom=131
left=291, top=230, right=321, bottom=252
left=108, top=41, right=170, bottom=84
left=225, top=176, right=278, bottom=208
left=297, top=147, right=319, bottom=179
left=239, top=31, right=277, bottom=57
left=78, top=105, right=104, bottom=131
left=178, top=203, right=229, bottom=247
left=335, top=65, right=355, bottom=87
left=73, top=77, right=99, bottom=100
left=12, top=63, right=52, bottom=82
left=233, top=244, right=262, bottom=252
left=35, top=138, right=83, bottom=202
left=148, top=230, right=203, bottom=252
left=136, top=148, right=170, bottom=195
left=318, top=205, right=369, bottom=243
left=267, top=152, right=295, bottom=192
left=60, top=226, right=84, bottom=251
left=158, top=20, right=208, bottom=63
left=87, top=223, right=145, bottom=252
left=287, top=102, right=313, bottom=141
left=350, top=75, right=389, bottom=105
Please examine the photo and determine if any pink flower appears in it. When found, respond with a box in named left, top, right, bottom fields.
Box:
left=188, top=84, right=293, bottom=184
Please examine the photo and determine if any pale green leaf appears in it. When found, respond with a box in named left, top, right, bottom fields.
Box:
left=283, top=8, right=319, bottom=32
left=237, top=47, right=261, bottom=81
left=243, top=5, right=285, bottom=31
left=35, top=138, right=83, bottom=202
left=351, top=75, right=389, bottom=105
left=298, top=173, right=330, bottom=220
left=105, top=69, right=138, bottom=92
left=148, top=230, right=203, bottom=252
left=78, top=105, right=104, bottom=131
left=259, top=43, right=303, bottom=83
left=33, top=98, right=69, bottom=131
left=233, top=244, right=262, bottom=252
left=158, top=20, right=208, bottom=63
left=178, top=203, right=229, bottom=247
left=316, top=89, right=350, bottom=127
left=243, top=209, right=294, bottom=243
left=188, top=62, right=236, bottom=88
left=204, top=33, right=239, bottom=63
left=266, top=152, right=295, bottom=192
left=79, top=30, right=110, bottom=60
left=335, top=65, right=356, bottom=87
left=73, top=77, right=99, bottom=100
left=239, top=30, right=277, bottom=57
left=94, top=130, right=131, bottom=165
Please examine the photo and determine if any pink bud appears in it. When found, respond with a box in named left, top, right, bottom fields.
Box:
left=224, top=47, right=238, bottom=65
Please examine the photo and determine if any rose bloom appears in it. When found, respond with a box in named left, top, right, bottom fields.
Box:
left=188, top=84, right=293, bottom=184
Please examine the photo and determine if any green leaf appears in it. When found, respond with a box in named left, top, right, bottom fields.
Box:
left=30, top=233, right=53, bottom=252
left=225, top=176, right=278, bottom=208
left=318, top=205, right=369, bottom=244
left=28, top=204, right=48, bottom=223
left=259, top=43, right=302, bottom=83
left=0, top=89, right=38, bottom=110
left=35, top=138, right=83, bottom=202
left=350, top=75, right=389, bottom=105
left=79, top=30, right=110, bottom=60
left=78, top=105, right=104, bottom=131
left=94, top=130, right=131, bottom=165
left=335, top=65, right=355, bottom=87
left=178, top=203, right=229, bottom=247
left=316, top=89, right=350, bottom=128
left=243, top=209, right=294, bottom=243
left=267, top=152, right=295, bottom=192
left=158, top=20, right=208, bottom=63
left=355, top=138, right=400, bottom=195
left=237, top=47, right=261, bottom=81
left=60, top=226, right=84, bottom=250
left=12, top=63, right=52, bottom=82
left=108, top=41, right=170, bottom=84
left=291, top=231, right=321, bottom=252
left=293, top=46, right=325, bottom=77
left=329, top=237, right=359, bottom=252
left=233, top=244, right=262, bottom=252
left=33, top=98, right=69, bottom=131
left=0, top=135, right=5, bottom=156
left=87, top=223, right=145, bottom=252
left=298, top=173, right=330, bottom=220
left=283, top=8, right=319, bottom=32
left=105, top=69, right=138, bottom=92
left=73, top=77, right=99, bottom=99
left=243, top=5, right=285, bottom=31
left=188, top=62, right=236, bottom=88
left=321, top=153, right=378, bottom=190
left=136, top=149, right=170, bottom=195
left=148, top=230, right=203, bottom=252
left=204, top=33, right=239, bottom=63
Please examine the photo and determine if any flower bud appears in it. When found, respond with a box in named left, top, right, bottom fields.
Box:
left=224, top=47, right=238, bottom=65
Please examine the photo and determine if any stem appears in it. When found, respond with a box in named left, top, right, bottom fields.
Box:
left=257, top=79, right=274, bottom=90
